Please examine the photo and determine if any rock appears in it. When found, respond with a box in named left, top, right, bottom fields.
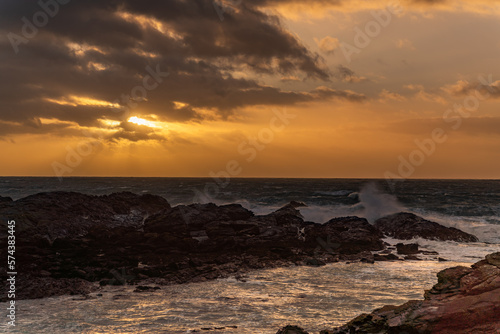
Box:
left=0, top=275, right=97, bottom=302
left=133, top=285, right=161, bottom=292
left=486, top=252, right=500, bottom=268
left=420, top=250, right=439, bottom=255
left=305, top=258, right=326, bottom=267
left=375, top=212, right=478, bottom=242
left=321, top=252, right=500, bottom=333
left=144, top=203, right=254, bottom=234
left=0, top=195, right=13, bottom=203
left=374, top=253, right=400, bottom=261
left=360, top=258, right=375, bottom=264
left=396, top=243, right=419, bottom=255
left=0, top=191, right=171, bottom=240
left=276, top=325, right=309, bottom=334
left=266, top=201, right=307, bottom=226
left=438, top=257, right=449, bottom=262
left=0, top=192, right=389, bottom=301
left=404, top=255, right=421, bottom=261
left=306, top=216, right=385, bottom=255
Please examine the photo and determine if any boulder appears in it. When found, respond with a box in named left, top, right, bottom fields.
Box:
left=374, top=253, right=400, bottom=261
left=144, top=203, right=253, bottom=233
left=276, top=325, right=309, bottom=334
left=307, top=216, right=385, bottom=255
left=375, top=212, right=478, bottom=242
left=396, top=243, right=419, bottom=255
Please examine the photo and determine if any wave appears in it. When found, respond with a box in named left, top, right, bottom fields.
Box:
left=314, top=190, right=353, bottom=196
left=406, top=209, right=500, bottom=244
left=383, top=236, right=500, bottom=263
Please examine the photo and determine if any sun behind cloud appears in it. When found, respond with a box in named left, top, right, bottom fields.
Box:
left=128, top=116, right=161, bottom=128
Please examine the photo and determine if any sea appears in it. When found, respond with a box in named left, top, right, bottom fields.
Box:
left=1, top=177, right=500, bottom=333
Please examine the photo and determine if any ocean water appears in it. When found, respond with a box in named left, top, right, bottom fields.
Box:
left=3, top=258, right=499, bottom=334
left=1, top=178, right=499, bottom=333
left=2, top=177, right=500, bottom=242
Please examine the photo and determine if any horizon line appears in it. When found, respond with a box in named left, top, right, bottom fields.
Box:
left=1, top=176, right=499, bottom=181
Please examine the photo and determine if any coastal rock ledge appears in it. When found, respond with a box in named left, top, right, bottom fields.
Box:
left=0, top=191, right=480, bottom=302
left=277, top=252, right=500, bottom=334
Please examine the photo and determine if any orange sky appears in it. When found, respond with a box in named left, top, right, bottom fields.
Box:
left=1, top=0, right=500, bottom=178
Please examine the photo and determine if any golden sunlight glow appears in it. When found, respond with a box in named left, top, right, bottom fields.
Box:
left=264, top=0, right=500, bottom=20
left=98, top=119, right=121, bottom=127
left=39, top=118, right=76, bottom=126
left=117, top=11, right=163, bottom=31
left=173, top=101, right=188, bottom=109
left=89, top=62, right=109, bottom=71
left=117, top=11, right=184, bottom=40
left=66, top=42, right=106, bottom=57
left=44, top=96, right=120, bottom=108
left=128, top=116, right=161, bottom=128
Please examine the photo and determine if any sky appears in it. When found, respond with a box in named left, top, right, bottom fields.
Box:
left=1, top=0, right=500, bottom=178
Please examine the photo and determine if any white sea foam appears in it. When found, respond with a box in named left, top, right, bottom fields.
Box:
left=403, top=210, right=500, bottom=244
left=1, top=261, right=471, bottom=334
left=383, top=237, right=500, bottom=263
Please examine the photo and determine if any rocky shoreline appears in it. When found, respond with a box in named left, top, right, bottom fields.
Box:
left=277, top=252, right=500, bottom=334
left=0, top=191, right=479, bottom=303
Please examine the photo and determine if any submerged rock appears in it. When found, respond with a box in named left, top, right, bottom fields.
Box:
left=375, top=212, right=478, bottom=242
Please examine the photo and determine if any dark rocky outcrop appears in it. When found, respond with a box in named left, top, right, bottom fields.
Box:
left=373, top=253, right=400, bottom=261
left=277, top=325, right=310, bottom=334
left=0, top=192, right=480, bottom=302
left=0, top=191, right=171, bottom=240
left=280, top=252, right=500, bottom=334
left=375, top=212, right=478, bottom=242
left=0, top=192, right=389, bottom=301
left=306, top=217, right=385, bottom=255
left=396, top=243, right=419, bottom=255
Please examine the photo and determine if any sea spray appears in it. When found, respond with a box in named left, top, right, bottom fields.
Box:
left=358, top=182, right=405, bottom=223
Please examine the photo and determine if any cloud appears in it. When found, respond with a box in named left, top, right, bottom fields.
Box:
left=256, top=0, right=500, bottom=17
left=404, top=84, right=425, bottom=91
left=334, top=65, right=369, bottom=83
left=314, top=36, right=340, bottom=55
left=312, top=86, right=367, bottom=102
left=0, top=0, right=343, bottom=140
left=396, top=38, right=416, bottom=50
left=405, top=84, right=447, bottom=104
left=379, top=89, right=407, bottom=102
left=280, top=75, right=301, bottom=82
left=107, top=121, right=166, bottom=143
left=442, top=79, right=500, bottom=98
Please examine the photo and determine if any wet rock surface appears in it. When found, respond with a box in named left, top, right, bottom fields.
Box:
left=277, top=325, right=310, bottom=334
left=278, top=252, right=500, bottom=334
left=396, top=243, right=419, bottom=255
left=0, top=192, right=478, bottom=301
left=375, top=212, right=478, bottom=242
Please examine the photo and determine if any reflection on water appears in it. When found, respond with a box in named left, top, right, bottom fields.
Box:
left=2, top=261, right=470, bottom=334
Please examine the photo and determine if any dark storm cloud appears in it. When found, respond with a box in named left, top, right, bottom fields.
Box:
left=0, top=0, right=369, bottom=141
left=107, top=121, right=166, bottom=143
left=335, top=65, right=369, bottom=83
